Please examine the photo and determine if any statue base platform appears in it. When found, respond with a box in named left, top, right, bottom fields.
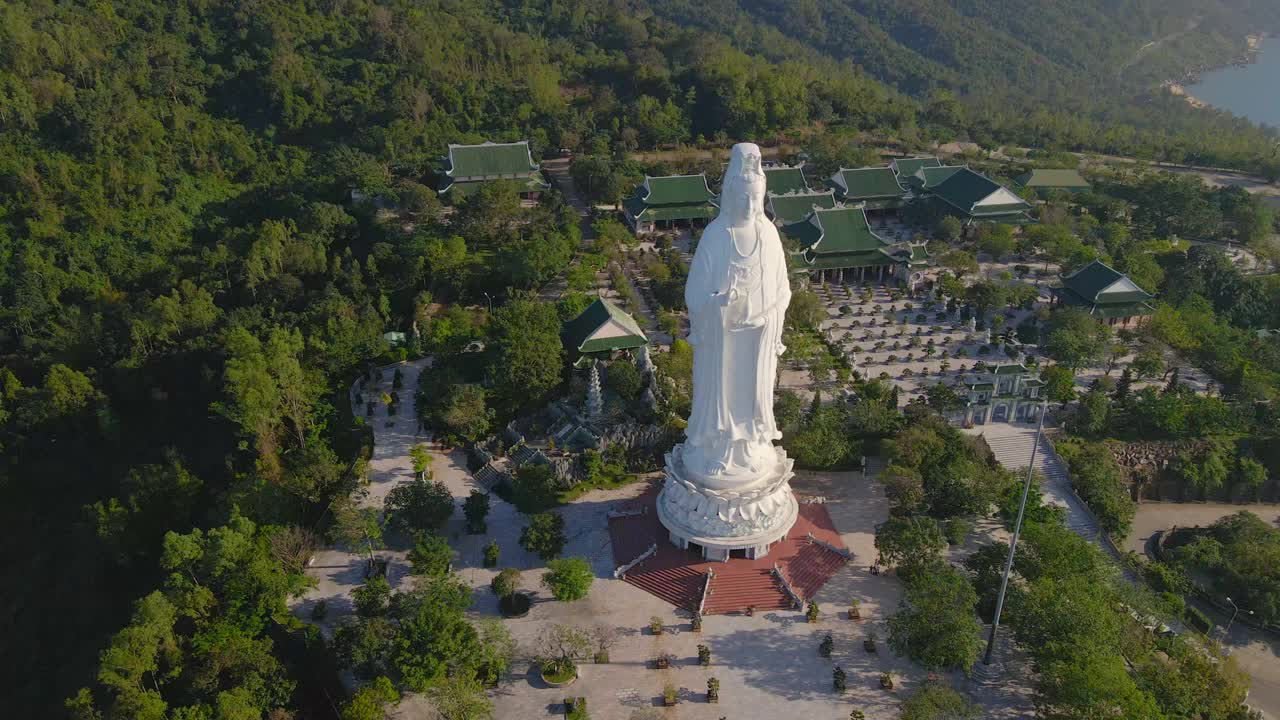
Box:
left=609, top=483, right=850, bottom=614
left=656, top=443, right=798, bottom=561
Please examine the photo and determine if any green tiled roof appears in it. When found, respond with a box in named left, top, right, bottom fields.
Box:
left=637, top=175, right=716, bottom=205
left=917, top=165, right=965, bottom=190
left=927, top=168, right=1031, bottom=218
left=892, top=157, right=942, bottom=179
left=992, top=363, right=1030, bottom=375
left=784, top=206, right=901, bottom=271
left=767, top=190, right=836, bottom=224
left=764, top=166, right=809, bottom=195
left=624, top=197, right=718, bottom=222
left=444, top=141, right=539, bottom=179
left=1092, top=301, right=1155, bottom=318
left=1015, top=168, right=1091, bottom=189
left=561, top=297, right=648, bottom=354
left=443, top=174, right=549, bottom=196
left=1060, top=260, right=1154, bottom=303
left=834, top=167, right=906, bottom=200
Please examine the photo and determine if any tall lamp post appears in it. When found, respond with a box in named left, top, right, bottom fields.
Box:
left=1225, top=596, right=1254, bottom=633
left=983, top=400, right=1048, bottom=666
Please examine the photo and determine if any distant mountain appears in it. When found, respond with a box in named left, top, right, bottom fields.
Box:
left=646, top=0, right=1280, bottom=103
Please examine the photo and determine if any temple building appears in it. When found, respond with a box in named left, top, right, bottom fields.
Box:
left=1051, top=260, right=1154, bottom=327
left=783, top=205, right=928, bottom=287
left=437, top=140, right=549, bottom=198
left=1014, top=168, right=1091, bottom=195
left=766, top=189, right=836, bottom=225
left=956, top=363, right=1045, bottom=426
left=891, top=156, right=943, bottom=183
left=829, top=166, right=908, bottom=212
left=763, top=164, right=810, bottom=195
left=624, top=174, right=718, bottom=234
left=561, top=297, right=649, bottom=358
left=908, top=166, right=1032, bottom=225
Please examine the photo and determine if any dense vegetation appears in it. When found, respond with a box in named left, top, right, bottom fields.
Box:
left=1168, top=511, right=1280, bottom=626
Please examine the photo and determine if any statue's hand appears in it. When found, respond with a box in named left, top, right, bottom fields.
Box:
left=714, top=288, right=738, bottom=307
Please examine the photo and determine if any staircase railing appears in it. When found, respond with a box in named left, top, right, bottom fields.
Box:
left=697, top=569, right=714, bottom=616
left=806, top=532, right=852, bottom=560
left=613, top=543, right=656, bottom=579
left=772, top=563, right=804, bottom=609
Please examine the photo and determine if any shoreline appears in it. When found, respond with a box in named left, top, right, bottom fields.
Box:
left=1163, top=31, right=1271, bottom=112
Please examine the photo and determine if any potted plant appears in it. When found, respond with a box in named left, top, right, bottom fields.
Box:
left=864, top=631, right=878, bottom=653
left=850, top=711, right=867, bottom=720
left=654, top=653, right=675, bottom=670
left=833, top=666, right=847, bottom=693
left=819, top=633, right=833, bottom=658
left=483, top=540, right=500, bottom=568
left=806, top=601, right=820, bottom=623
left=848, top=598, right=861, bottom=621
left=663, top=683, right=678, bottom=707
left=691, top=613, right=703, bottom=633
left=880, top=672, right=894, bottom=690
left=697, top=644, right=711, bottom=666
left=745, top=604, right=756, bottom=617
left=649, top=615, right=665, bottom=635
left=707, top=677, right=720, bottom=704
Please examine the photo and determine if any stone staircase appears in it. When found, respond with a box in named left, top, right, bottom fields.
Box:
left=701, top=567, right=792, bottom=615
left=978, top=429, right=1099, bottom=539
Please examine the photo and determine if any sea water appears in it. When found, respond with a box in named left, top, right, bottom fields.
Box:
left=1186, top=36, right=1280, bottom=128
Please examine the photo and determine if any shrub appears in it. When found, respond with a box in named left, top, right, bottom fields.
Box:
left=819, top=634, right=834, bottom=657
left=352, top=575, right=391, bottom=618
left=943, top=518, right=973, bottom=546
left=310, top=599, right=328, bottom=621
left=697, top=644, right=711, bottom=665
left=806, top=601, right=820, bottom=623
left=543, top=557, right=595, bottom=601
left=491, top=568, right=522, bottom=598
left=483, top=540, right=500, bottom=568
left=463, top=490, right=490, bottom=534
left=407, top=533, right=453, bottom=577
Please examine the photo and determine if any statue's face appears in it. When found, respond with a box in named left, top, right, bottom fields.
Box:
left=725, top=149, right=766, bottom=224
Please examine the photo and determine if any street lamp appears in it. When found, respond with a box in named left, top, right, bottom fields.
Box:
left=983, top=400, right=1048, bottom=666
left=482, top=292, right=493, bottom=313
left=1225, top=596, right=1254, bottom=633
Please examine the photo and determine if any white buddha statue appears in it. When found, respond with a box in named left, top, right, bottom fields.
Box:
left=683, top=142, right=791, bottom=483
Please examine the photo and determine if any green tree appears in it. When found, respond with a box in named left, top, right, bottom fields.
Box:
left=542, top=557, right=595, bottom=601
left=408, top=534, right=454, bottom=577
left=520, top=513, right=567, bottom=560
left=1043, top=309, right=1111, bottom=370
left=463, top=490, right=490, bottom=534
left=384, top=479, right=453, bottom=535
left=1039, top=365, right=1076, bottom=403
left=875, top=516, right=946, bottom=573
left=352, top=576, right=392, bottom=618
left=888, top=561, right=982, bottom=670
left=342, top=677, right=399, bottom=720
left=487, top=299, right=564, bottom=412
left=899, top=682, right=979, bottom=720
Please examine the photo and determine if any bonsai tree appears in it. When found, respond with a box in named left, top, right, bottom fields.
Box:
left=707, top=677, right=720, bottom=704
left=880, top=672, right=894, bottom=690
left=542, top=557, right=594, bottom=601
left=806, top=601, right=820, bottom=623
left=848, top=597, right=861, bottom=620
left=535, top=624, right=591, bottom=684
left=662, top=683, right=678, bottom=706
left=850, top=712, right=866, bottom=720
left=483, top=539, right=500, bottom=568
left=697, top=644, right=711, bottom=666
left=865, top=630, right=878, bottom=653
left=589, top=625, right=620, bottom=664
left=690, top=613, right=703, bottom=632
left=819, top=633, right=834, bottom=658
left=649, top=616, right=664, bottom=635
left=833, top=666, right=847, bottom=693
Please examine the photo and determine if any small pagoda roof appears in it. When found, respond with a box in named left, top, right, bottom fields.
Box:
left=764, top=165, right=810, bottom=195
left=926, top=167, right=1031, bottom=219
left=891, top=156, right=942, bottom=179
left=1015, top=168, right=1091, bottom=190
left=767, top=190, right=837, bottom=224
left=561, top=297, right=649, bottom=354
left=831, top=167, right=906, bottom=201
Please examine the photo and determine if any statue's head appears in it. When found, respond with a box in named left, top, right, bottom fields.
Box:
left=721, top=143, right=766, bottom=225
